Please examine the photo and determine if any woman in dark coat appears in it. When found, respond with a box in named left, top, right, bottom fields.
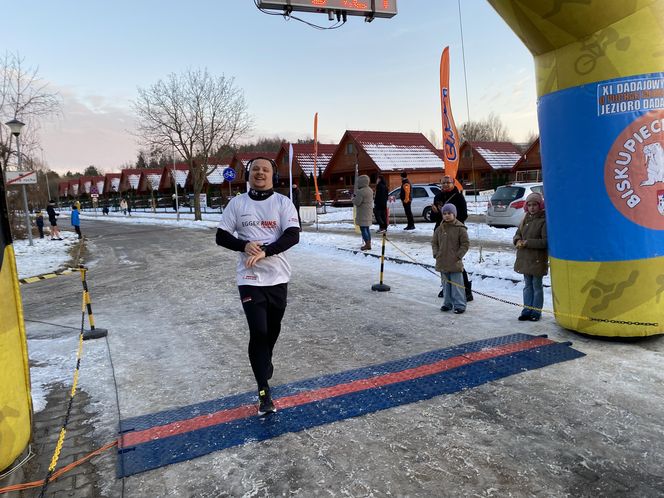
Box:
left=373, top=175, right=388, bottom=233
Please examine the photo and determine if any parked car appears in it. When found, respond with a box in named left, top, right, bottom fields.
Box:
left=332, top=189, right=354, bottom=207
left=387, top=184, right=442, bottom=222
left=485, top=182, right=544, bottom=227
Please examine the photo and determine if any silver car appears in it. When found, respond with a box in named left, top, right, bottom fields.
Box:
left=387, top=184, right=442, bottom=222
left=485, top=182, right=544, bottom=227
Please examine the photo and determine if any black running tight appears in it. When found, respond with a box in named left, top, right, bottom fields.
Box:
left=239, top=284, right=287, bottom=390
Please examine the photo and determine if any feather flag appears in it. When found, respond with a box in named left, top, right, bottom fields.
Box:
left=312, top=113, right=322, bottom=205
left=440, top=46, right=462, bottom=191
left=288, top=143, right=294, bottom=200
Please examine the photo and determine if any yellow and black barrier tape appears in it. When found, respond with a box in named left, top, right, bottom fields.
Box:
left=37, top=300, right=86, bottom=498
left=19, top=268, right=77, bottom=285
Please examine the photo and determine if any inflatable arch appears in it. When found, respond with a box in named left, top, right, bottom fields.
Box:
left=0, top=174, right=32, bottom=472
left=488, top=0, right=664, bottom=337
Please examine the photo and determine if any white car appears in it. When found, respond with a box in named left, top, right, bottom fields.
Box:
left=485, top=182, right=544, bottom=227
left=387, top=184, right=442, bottom=222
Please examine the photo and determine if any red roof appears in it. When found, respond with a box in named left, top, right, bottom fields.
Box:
left=290, top=144, right=337, bottom=176
left=465, top=141, right=522, bottom=170
left=512, top=138, right=540, bottom=170
left=233, top=152, right=277, bottom=165
left=58, top=181, right=69, bottom=196
left=329, top=130, right=444, bottom=172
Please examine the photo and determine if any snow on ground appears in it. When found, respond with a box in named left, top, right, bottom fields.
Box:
left=12, top=231, right=81, bottom=279
left=15, top=205, right=539, bottom=414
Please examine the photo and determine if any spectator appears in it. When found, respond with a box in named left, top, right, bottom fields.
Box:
left=46, top=200, right=62, bottom=240
left=35, top=209, right=45, bottom=239
left=71, top=204, right=82, bottom=239
left=400, top=171, right=415, bottom=230
left=431, top=175, right=472, bottom=300
left=432, top=203, right=469, bottom=314
left=353, top=174, right=374, bottom=251
left=513, top=192, right=548, bottom=321
left=374, top=175, right=388, bottom=233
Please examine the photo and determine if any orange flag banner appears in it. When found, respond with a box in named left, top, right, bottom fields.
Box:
left=312, top=112, right=322, bottom=204
left=440, top=46, right=462, bottom=191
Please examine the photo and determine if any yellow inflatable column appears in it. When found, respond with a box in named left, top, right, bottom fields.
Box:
left=0, top=174, right=33, bottom=471
left=488, top=0, right=664, bottom=337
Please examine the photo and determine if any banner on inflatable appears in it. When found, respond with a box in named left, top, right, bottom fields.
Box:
left=489, top=0, right=664, bottom=337
left=0, top=173, right=33, bottom=471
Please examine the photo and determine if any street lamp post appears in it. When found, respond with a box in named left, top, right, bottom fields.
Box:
left=5, top=119, right=32, bottom=246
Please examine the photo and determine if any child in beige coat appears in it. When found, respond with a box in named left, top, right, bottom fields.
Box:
left=432, top=204, right=470, bottom=313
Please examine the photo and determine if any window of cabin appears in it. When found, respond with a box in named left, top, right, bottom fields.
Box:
left=346, top=143, right=354, bottom=155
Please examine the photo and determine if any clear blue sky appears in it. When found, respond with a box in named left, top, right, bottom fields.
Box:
left=5, top=0, right=538, bottom=173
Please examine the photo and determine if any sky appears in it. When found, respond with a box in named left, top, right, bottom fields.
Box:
left=4, top=0, right=538, bottom=174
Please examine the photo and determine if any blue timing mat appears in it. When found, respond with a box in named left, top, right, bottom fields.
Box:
left=117, top=333, right=585, bottom=477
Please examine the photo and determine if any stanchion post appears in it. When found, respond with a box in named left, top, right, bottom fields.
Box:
left=79, top=265, right=108, bottom=340
left=371, top=231, right=391, bottom=292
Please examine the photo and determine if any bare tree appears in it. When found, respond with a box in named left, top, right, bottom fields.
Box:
left=524, top=130, right=539, bottom=146
left=133, top=68, right=252, bottom=220
left=0, top=52, right=61, bottom=173
left=459, top=112, right=511, bottom=143
left=426, top=129, right=440, bottom=148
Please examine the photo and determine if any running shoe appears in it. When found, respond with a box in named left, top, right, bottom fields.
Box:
left=258, top=388, right=276, bottom=417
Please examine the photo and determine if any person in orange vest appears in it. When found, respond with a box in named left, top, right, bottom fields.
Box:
left=400, top=171, right=415, bottom=230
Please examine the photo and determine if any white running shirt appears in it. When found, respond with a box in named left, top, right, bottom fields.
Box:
left=218, top=192, right=300, bottom=286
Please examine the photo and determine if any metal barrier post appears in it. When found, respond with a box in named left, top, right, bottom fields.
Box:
left=79, top=265, right=108, bottom=340
left=371, top=231, right=391, bottom=292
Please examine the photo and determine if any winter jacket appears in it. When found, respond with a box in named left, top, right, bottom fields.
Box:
left=513, top=210, right=548, bottom=276
left=35, top=212, right=44, bottom=227
left=46, top=205, right=58, bottom=223
left=400, top=179, right=412, bottom=204
left=432, top=219, right=469, bottom=273
left=374, top=179, right=388, bottom=209
left=353, top=175, right=374, bottom=227
left=432, top=187, right=468, bottom=226
left=71, top=209, right=80, bottom=227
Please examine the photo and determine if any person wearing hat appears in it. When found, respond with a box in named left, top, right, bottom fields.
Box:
left=432, top=203, right=469, bottom=314
left=399, top=171, right=415, bottom=230
left=513, top=192, right=547, bottom=321
left=34, top=208, right=45, bottom=238
left=431, top=175, right=473, bottom=301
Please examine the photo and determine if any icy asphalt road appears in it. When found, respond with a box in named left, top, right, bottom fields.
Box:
left=21, top=220, right=664, bottom=497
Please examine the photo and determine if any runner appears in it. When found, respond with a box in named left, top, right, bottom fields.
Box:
left=215, top=157, right=300, bottom=416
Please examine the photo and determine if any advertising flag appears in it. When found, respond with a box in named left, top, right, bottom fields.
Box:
left=312, top=113, right=322, bottom=204
left=288, top=143, right=294, bottom=200
left=440, top=46, right=462, bottom=191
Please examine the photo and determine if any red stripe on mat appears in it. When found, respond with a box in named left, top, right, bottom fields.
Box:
left=120, top=337, right=552, bottom=448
